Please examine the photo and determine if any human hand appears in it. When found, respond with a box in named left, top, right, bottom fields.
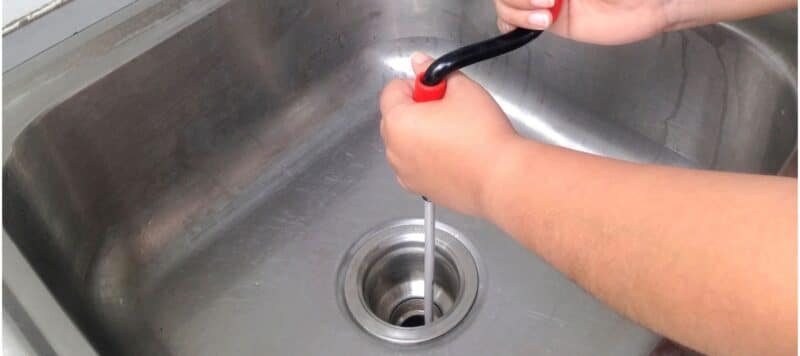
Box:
left=379, top=52, right=523, bottom=217
left=494, top=0, right=673, bottom=45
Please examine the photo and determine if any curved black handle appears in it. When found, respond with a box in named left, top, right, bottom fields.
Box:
left=421, top=28, right=544, bottom=86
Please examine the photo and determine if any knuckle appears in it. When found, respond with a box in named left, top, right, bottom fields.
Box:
left=396, top=176, right=410, bottom=191
left=494, top=1, right=512, bottom=17
left=502, top=0, right=533, bottom=10
left=494, top=2, right=528, bottom=27
left=385, top=149, right=399, bottom=166
left=380, top=119, right=389, bottom=146
left=447, top=74, right=478, bottom=91
left=383, top=110, right=409, bottom=136
left=379, top=80, right=403, bottom=112
left=497, top=18, right=516, bottom=33
left=382, top=112, right=397, bottom=133
left=379, top=117, right=388, bottom=140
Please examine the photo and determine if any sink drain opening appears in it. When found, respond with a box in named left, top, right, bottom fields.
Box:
left=341, top=219, right=481, bottom=344
left=362, top=241, right=459, bottom=325
left=390, top=298, right=442, bottom=327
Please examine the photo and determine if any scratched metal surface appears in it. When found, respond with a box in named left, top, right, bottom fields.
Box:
left=3, top=0, right=796, bottom=354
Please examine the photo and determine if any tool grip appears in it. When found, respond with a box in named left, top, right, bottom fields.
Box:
left=411, top=0, right=563, bottom=103
left=413, top=73, right=447, bottom=102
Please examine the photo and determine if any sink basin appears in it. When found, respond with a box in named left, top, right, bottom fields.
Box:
left=4, top=0, right=796, bottom=354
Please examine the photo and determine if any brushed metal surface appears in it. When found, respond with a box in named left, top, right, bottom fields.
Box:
left=3, top=0, right=796, bottom=354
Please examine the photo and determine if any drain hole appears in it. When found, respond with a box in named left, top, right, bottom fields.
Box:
left=361, top=242, right=459, bottom=327
left=389, top=298, right=443, bottom=327
left=400, top=315, right=425, bottom=327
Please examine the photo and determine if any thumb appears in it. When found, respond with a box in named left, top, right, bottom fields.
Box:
left=411, top=52, right=434, bottom=75
left=379, top=78, right=414, bottom=115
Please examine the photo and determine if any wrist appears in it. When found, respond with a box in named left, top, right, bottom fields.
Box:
left=476, top=135, right=534, bottom=221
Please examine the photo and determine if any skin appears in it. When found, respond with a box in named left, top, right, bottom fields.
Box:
left=379, top=0, right=798, bottom=352
left=495, top=0, right=796, bottom=45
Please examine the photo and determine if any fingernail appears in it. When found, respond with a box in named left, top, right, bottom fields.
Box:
left=411, top=51, right=431, bottom=64
left=531, top=0, right=554, bottom=7
left=527, top=12, right=551, bottom=28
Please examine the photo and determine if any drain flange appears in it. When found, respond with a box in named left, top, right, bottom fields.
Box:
left=340, top=219, right=480, bottom=344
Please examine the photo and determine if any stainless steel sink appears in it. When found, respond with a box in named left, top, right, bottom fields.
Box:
left=3, top=0, right=796, bottom=354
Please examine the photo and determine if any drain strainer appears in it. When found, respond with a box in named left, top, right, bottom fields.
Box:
left=340, top=219, right=480, bottom=344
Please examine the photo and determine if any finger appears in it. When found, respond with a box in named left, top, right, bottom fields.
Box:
left=531, top=0, right=556, bottom=7
left=396, top=176, right=410, bottom=191
left=495, top=0, right=553, bottom=30
left=379, top=79, right=414, bottom=115
left=499, top=0, right=554, bottom=10
left=410, top=52, right=434, bottom=76
left=497, top=17, right=516, bottom=33
left=379, top=116, right=388, bottom=141
left=385, top=149, right=398, bottom=168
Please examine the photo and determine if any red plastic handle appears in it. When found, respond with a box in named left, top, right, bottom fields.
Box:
left=551, top=0, right=564, bottom=22
left=412, top=1, right=563, bottom=103
left=413, top=73, right=447, bottom=103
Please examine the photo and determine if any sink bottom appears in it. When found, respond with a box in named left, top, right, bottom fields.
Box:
left=128, top=114, right=658, bottom=355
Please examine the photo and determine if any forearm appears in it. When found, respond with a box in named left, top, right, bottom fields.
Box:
left=483, top=139, right=797, bottom=355
left=664, top=0, right=796, bottom=31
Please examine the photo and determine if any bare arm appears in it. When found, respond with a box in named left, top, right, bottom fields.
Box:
left=380, top=53, right=797, bottom=355
left=484, top=138, right=797, bottom=355
left=666, top=0, right=796, bottom=30
left=493, top=0, right=796, bottom=45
